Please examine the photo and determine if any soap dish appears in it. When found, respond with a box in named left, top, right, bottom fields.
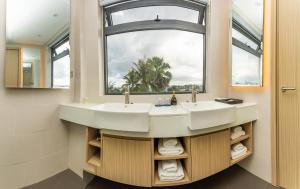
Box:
left=215, top=98, right=243, bottom=104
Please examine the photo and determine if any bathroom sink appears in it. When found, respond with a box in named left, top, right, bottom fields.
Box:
left=181, top=101, right=236, bottom=130
left=91, top=103, right=152, bottom=132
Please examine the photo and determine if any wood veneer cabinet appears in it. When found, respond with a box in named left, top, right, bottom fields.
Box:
left=101, top=135, right=152, bottom=187
left=85, top=123, right=253, bottom=187
left=191, top=129, right=230, bottom=181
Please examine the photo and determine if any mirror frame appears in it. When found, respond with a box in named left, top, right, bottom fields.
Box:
left=229, top=0, right=265, bottom=88
left=4, top=0, right=72, bottom=90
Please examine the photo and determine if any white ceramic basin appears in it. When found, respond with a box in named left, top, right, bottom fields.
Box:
left=91, top=103, right=152, bottom=132
left=181, top=101, right=236, bottom=130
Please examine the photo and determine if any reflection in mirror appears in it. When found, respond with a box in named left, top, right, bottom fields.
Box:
left=231, top=0, right=264, bottom=86
left=5, top=0, right=70, bottom=89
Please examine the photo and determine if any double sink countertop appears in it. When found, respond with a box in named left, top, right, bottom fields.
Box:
left=59, top=101, right=257, bottom=138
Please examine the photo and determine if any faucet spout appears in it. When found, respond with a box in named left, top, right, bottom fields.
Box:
left=192, top=86, right=197, bottom=103
left=124, top=85, right=130, bottom=104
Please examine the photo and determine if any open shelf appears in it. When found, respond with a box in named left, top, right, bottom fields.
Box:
left=88, top=153, right=101, bottom=167
left=230, top=151, right=252, bottom=165
left=230, top=122, right=253, bottom=166
left=84, top=163, right=97, bottom=175
left=230, top=134, right=250, bottom=145
left=154, top=138, right=190, bottom=160
left=154, top=150, right=189, bottom=160
left=88, top=139, right=101, bottom=148
left=86, top=127, right=102, bottom=172
left=153, top=167, right=190, bottom=187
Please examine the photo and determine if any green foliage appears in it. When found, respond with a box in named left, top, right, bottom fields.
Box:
left=123, top=57, right=172, bottom=93
left=107, top=56, right=202, bottom=94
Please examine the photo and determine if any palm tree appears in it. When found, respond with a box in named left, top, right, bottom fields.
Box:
left=147, top=57, right=172, bottom=92
left=123, top=69, right=140, bottom=91
left=123, top=57, right=172, bottom=93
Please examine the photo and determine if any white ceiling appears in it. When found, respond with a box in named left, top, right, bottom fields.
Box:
left=232, top=0, right=264, bottom=35
left=6, top=0, right=70, bottom=46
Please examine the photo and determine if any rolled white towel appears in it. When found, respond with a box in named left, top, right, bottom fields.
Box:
left=162, top=160, right=178, bottom=172
left=231, top=130, right=246, bottom=140
left=233, top=126, right=243, bottom=133
left=231, top=146, right=247, bottom=160
left=158, top=160, right=184, bottom=181
left=232, top=143, right=245, bottom=152
left=158, top=139, right=184, bottom=156
left=162, top=138, right=178, bottom=147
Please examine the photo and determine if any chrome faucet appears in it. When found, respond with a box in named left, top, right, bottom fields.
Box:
left=124, top=85, right=130, bottom=104
left=192, top=86, right=197, bottom=103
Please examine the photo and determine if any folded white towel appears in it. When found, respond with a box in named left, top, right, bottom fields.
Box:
left=158, top=160, right=184, bottom=181
left=231, top=130, right=246, bottom=140
left=231, top=146, right=247, bottom=160
left=158, top=139, right=184, bottom=156
left=232, top=143, right=245, bottom=152
left=233, top=126, right=243, bottom=133
left=163, top=138, right=178, bottom=147
left=162, top=160, right=178, bottom=172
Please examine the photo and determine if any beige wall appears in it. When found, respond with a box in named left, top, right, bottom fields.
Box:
left=228, top=0, right=273, bottom=183
left=0, top=0, right=74, bottom=188
left=67, top=0, right=233, bottom=177
left=79, top=0, right=230, bottom=102
left=71, top=0, right=273, bottom=183
left=0, top=0, right=273, bottom=187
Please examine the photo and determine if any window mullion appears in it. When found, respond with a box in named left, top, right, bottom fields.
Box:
left=105, top=20, right=206, bottom=36
left=104, top=0, right=206, bottom=14
left=52, top=49, right=70, bottom=62
left=105, top=11, right=113, bottom=26
left=232, top=38, right=261, bottom=57
left=232, top=19, right=261, bottom=46
left=198, top=7, right=205, bottom=24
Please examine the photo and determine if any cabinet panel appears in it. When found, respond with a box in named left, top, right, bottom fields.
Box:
left=5, top=49, right=20, bottom=87
left=191, top=130, right=230, bottom=181
left=101, top=135, right=152, bottom=187
left=210, top=131, right=230, bottom=172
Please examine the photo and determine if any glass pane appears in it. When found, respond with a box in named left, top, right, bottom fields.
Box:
left=232, top=28, right=258, bottom=50
left=54, top=40, right=70, bottom=55
left=106, top=30, right=204, bottom=94
left=111, top=6, right=199, bottom=25
left=22, top=48, right=41, bottom=88
left=232, top=45, right=262, bottom=86
left=53, top=55, right=70, bottom=88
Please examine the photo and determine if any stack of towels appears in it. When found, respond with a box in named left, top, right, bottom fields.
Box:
left=158, top=138, right=184, bottom=156
left=158, top=160, right=184, bottom=181
left=231, top=126, right=246, bottom=140
left=231, top=143, right=248, bottom=160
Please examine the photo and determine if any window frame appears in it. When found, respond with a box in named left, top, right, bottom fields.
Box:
left=231, top=18, right=263, bottom=87
left=50, top=34, right=70, bottom=88
left=232, top=19, right=262, bottom=58
left=103, top=0, right=207, bottom=95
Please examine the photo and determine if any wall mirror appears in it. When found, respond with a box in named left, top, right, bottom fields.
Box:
left=5, top=0, right=70, bottom=89
left=231, top=0, right=264, bottom=86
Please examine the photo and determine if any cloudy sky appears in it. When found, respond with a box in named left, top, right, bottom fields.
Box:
left=106, top=6, right=204, bottom=88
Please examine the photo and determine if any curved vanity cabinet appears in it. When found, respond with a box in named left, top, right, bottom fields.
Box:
left=60, top=102, right=256, bottom=187
left=84, top=122, right=254, bottom=187
left=191, top=130, right=230, bottom=181
left=101, top=135, right=153, bottom=187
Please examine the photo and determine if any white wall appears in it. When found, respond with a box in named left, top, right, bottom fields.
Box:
left=0, top=0, right=73, bottom=188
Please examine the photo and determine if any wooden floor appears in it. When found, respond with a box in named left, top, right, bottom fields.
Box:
left=23, top=165, right=279, bottom=189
